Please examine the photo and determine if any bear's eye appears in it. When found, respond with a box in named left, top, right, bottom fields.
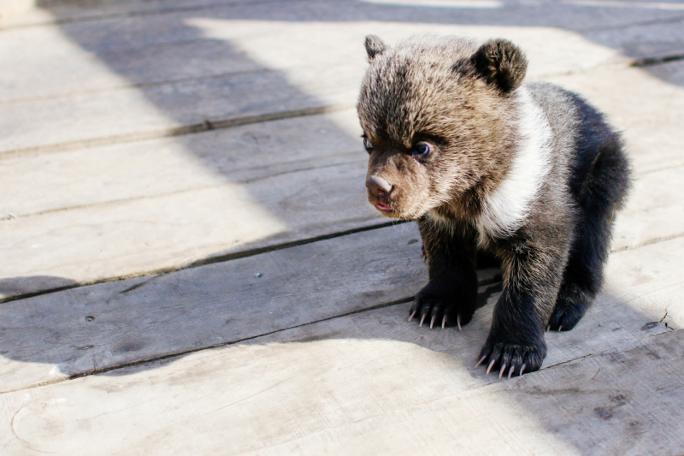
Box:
left=362, top=137, right=374, bottom=153
left=410, top=141, right=431, bottom=159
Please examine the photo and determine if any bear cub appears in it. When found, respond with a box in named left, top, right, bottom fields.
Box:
left=357, top=35, right=630, bottom=378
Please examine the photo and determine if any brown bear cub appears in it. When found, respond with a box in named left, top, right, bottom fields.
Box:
left=357, top=35, right=630, bottom=378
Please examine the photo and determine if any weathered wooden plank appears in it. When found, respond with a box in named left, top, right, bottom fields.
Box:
left=551, top=60, right=684, bottom=174
left=2, top=3, right=684, bottom=153
left=0, top=63, right=357, bottom=155
left=0, top=0, right=267, bottom=28
left=1, top=150, right=680, bottom=299
left=2, top=67, right=682, bottom=220
left=0, top=210, right=681, bottom=395
left=0, top=158, right=382, bottom=298
left=0, top=223, right=425, bottom=393
left=0, top=110, right=362, bottom=218
left=0, top=300, right=680, bottom=454
left=4, top=11, right=684, bottom=102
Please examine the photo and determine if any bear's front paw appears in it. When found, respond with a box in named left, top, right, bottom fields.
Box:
left=408, top=280, right=476, bottom=330
left=476, top=333, right=547, bottom=379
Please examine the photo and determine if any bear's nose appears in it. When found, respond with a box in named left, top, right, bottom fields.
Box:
left=366, top=175, right=393, bottom=196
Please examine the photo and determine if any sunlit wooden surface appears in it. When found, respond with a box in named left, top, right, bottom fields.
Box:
left=1, top=1, right=683, bottom=454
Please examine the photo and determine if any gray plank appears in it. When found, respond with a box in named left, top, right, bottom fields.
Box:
left=0, top=223, right=425, bottom=393
left=3, top=9, right=684, bottom=102
left=2, top=72, right=681, bottom=219
left=0, top=158, right=382, bottom=298
left=2, top=3, right=684, bottom=153
left=0, top=215, right=681, bottom=394
left=1, top=153, right=680, bottom=299
left=0, top=301, right=680, bottom=454
left=0, top=63, right=357, bottom=155
left=0, top=0, right=272, bottom=28
left=0, top=110, right=362, bottom=218
left=1, top=62, right=682, bottom=299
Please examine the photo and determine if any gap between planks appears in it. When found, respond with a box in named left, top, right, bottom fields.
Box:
left=2, top=155, right=362, bottom=220
left=0, top=296, right=414, bottom=395
left=2, top=221, right=683, bottom=307
left=0, top=103, right=350, bottom=159
left=0, top=220, right=680, bottom=394
left=3, top=52, right=684, bottom=159
left=0, top=272, right=676, bottom=397
left=0, top=219, right=403, bottom=304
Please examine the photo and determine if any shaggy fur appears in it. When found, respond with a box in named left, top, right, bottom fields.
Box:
left=357, top=35, right=630, bottom=377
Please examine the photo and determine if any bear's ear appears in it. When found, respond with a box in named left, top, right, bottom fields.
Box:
left=471, top=39, right=527, bottom=93
left=365, top=35, right=386, bottom=62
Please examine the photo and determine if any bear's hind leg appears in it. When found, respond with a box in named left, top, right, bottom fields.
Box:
left=549, top=137, right=630, bottom=331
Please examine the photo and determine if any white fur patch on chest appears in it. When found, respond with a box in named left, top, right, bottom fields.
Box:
left=476, top=87, right=552, bottom=242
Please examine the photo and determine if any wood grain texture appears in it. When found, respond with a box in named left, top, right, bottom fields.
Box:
left=2, top=2, right=684, bottom=153
left=2, top=13, right=683, bottom=101
left=0, top=306, right=680, bottom=454
left=2, top=152, right=681, bottom=299
left=0, top=220, right=680, bottom=394
left=1, top=2, right=683, bottom=454
left=0, top=159, right=383, bottom=299
left=0, top=110, right=362, bottom=218
left=2, top=60, right=683, bottom=298
left=0, top=64, right=357, bottom=155
left=0, top=223, right=425, bottom=392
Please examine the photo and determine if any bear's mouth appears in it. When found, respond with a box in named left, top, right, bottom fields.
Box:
left=373, top=201, right=393, bottom=213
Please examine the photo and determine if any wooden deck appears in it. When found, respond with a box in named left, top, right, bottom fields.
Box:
left=1, top=1, right=683, bottom=454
